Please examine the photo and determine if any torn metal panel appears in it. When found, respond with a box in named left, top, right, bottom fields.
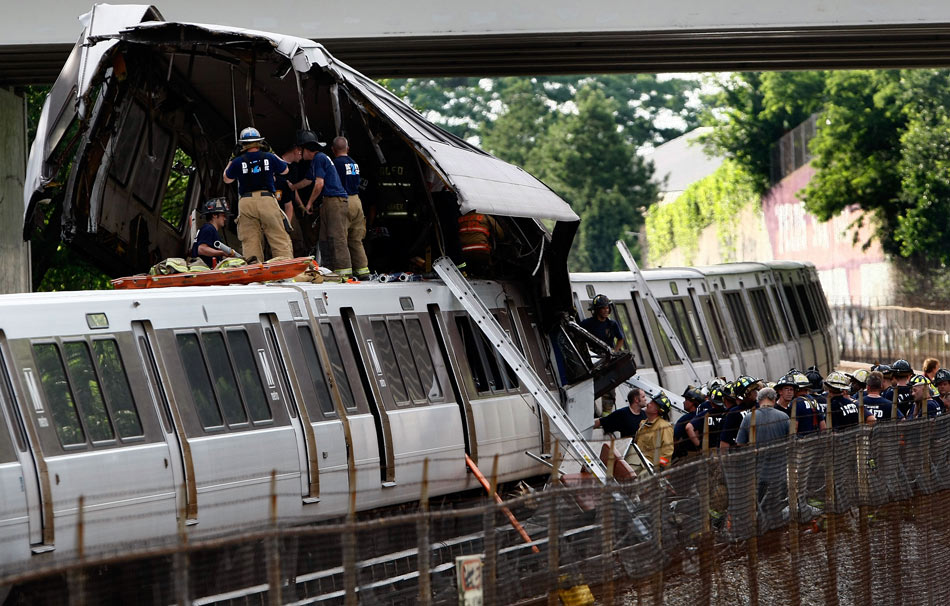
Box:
left=24, top=8, right=579, bottom=282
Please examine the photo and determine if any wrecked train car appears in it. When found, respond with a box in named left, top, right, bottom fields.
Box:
left=23, top=4, right=579, bottom=293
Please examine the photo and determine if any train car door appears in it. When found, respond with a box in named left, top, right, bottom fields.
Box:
left=0, top=334, right=43, bottom=562
left=133, top=321, right=194, bottom=522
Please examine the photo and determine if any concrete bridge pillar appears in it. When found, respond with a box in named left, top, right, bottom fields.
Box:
left=0, top=87, right=31, bottom=294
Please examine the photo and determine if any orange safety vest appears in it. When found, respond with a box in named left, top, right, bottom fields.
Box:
left=458, top=213, right=493, bottom=256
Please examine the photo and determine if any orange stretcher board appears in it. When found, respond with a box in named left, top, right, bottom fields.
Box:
left=111, top=258, right=316, bottom=289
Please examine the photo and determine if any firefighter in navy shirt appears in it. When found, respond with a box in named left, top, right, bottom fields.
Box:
left=908, top=374, right=941, bottom=419
left=861, top=371, right=903, bottom=424
left=296, top=130, right=351, bottom=278
left=580, top=294, right=625, bottom=414
left=331, top=137, right=370, bottom=279
left=823, top=372, right=859, bottom=431
left=719, top=377, right=761, bottom=452
left=191, top=198, right=235, bottom=268
left=222, top=127, right=293, bottom=263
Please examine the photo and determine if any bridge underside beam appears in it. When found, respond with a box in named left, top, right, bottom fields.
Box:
left=6, top=24, right=950, bottom=85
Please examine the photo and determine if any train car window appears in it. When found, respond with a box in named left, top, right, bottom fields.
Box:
left=723, top=292, right=758, bottom=351
left=645, top=307, right=678, bottom=366
left=0, top=416, right=14, bottom=462
left=783, top=284, right=809, bottom=336
left=201, top=332, right=247, bottom=426
left=493, top=312, right=520, bottom=390
left=768, top=285, right=793, bottom=339
left=406, top=318, right=443, bottom=401
left=319, top=324, right=357, bottom=412
left=795, top=284, right=819, bottom=332
left=748, top=288, right=781, bottom=346
left=297, top=326, right=335, bottom=416
left=455, top=317, right=490, bottom=394
left=612, top=303, right=647, bottom=367
left=517, top=307, right=558, bottom=390
left=808, top=281, right=830, bottom=325
left=699, top=295, right=729, bottom=357
left=660, top=299, right=701, bottom=361
left=175, top=334, right=224, bottom=429
left=32, top=343, right=86, bottom=446
left=371, top=320, right=409, bottom=405
left=226, top=330, right=272, bottom=423
left=683, top=302, right=711, bottom=361
left=387, top=320, right=426, bottom=403
left=91, top=340, right=144, bottom=439
left=63, top=342, right=115, bottom=443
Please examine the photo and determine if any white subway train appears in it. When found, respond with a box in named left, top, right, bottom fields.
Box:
left=0, top=260, right=837, bottom=574
left=571, top=260, right=838, bottom=398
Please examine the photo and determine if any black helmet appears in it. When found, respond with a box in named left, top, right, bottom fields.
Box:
left=722, top=381, right=738, bottom=402
left=934, top=368, right=950, bottom=385
left=874, top=364, right=893, bottom=377
left=708, top=387, right=724, bottom=405
left=775, top=374, right=797, bottom=389
left=202, top=197, right=230, bottom=216
left=295, top=129, right=326, bottom=150
left=892, top=359, right=913, bottom=375
left=589, top=294, right=611, bottom=310
left=908, top=374, right=932, bottom=388
left=682, top=386, right=705, bottom=404
left=651, top=392, right=672, bottom=414
left=733, top=375, right=762, bottom=399
left=805, top=366, right=823, bottom=391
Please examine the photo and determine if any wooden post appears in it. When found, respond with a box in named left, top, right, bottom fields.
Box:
left=823, top=426, right=839, bottom=606
left=0, top=88, right=30, bottom=294
left=698, top=454, right=713, bottom=606
left=548, top=442, right=561, bottom=606
left=68, top=496, right=87, bottom=606
left=483, top=454, right=499, bottom=606
left=747, top=409, right=759, bottom=606
left=650, top=475, right=664, bottom=606
left=787, top=399, right=802, bottom=606
left=344, top=460, right=357, bottom=606
left=603, top=439, right=616, bottom=604
left=418, top=458, right=431, bottom=606
left=267, top=470, right=282, bottom=606
left=174, top=501, right=191, bottom=606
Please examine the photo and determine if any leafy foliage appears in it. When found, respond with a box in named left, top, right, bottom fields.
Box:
left=382, top=76, right=688, bottom=270
left=644, top=161, right=760, bottom=264
left=701, top=71, right=827, bottom=193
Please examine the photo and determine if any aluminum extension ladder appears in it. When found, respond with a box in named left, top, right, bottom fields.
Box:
left=615, top=240, right=703, bottom=386
left=433, top=257, right=609, bottom=484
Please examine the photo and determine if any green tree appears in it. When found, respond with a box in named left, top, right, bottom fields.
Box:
left=530, top=86, right=657, bottom=270
left=480, top=79, right=553, bottom=170
left=701, top=71, right=827, bottom=192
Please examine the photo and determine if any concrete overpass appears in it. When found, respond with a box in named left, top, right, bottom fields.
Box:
left=4, top=2, right=950, bottom=294
left=6, top=1, right=950, bottom=84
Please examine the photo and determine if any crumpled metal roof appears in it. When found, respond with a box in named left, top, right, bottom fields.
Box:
left=24, top=4, right=578, bottom=234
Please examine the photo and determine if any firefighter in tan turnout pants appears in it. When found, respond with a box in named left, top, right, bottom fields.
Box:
left=331, top=137, right=370, bottom=280
left=223, top=127, right=294, bottom=263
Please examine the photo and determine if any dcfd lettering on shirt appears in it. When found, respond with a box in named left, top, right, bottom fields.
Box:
left=242, top=157, right=270, bottom=175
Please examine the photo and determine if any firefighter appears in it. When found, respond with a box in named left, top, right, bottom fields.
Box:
left=191, top=198, right=235, bottom=268
left=629, top=393, right=674, bottom=472
left=908, top=374, right=941, bottom=419
left=581, top=294, right=625, bottom=415
left=458, top=210, right=505, bottom=272
left=824, top=371, right=859, bottom=431
left=297, top=130, right=352, bottom=279
left=331, top=136, right=370, bottom=280
left=222, top=127, right=293, bottom=263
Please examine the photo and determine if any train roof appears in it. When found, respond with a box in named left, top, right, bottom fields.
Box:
left=570, top=267, right=706, bottom=282
left=693, top=262, right=773, bottom=276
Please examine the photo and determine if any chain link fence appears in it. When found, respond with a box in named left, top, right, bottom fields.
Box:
left=3, top=415, right=950, bottom=605
left=832, top=302, right=950, bottom=367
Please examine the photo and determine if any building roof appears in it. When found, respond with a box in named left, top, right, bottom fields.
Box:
left=647, top=127, right=723, bottom=196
